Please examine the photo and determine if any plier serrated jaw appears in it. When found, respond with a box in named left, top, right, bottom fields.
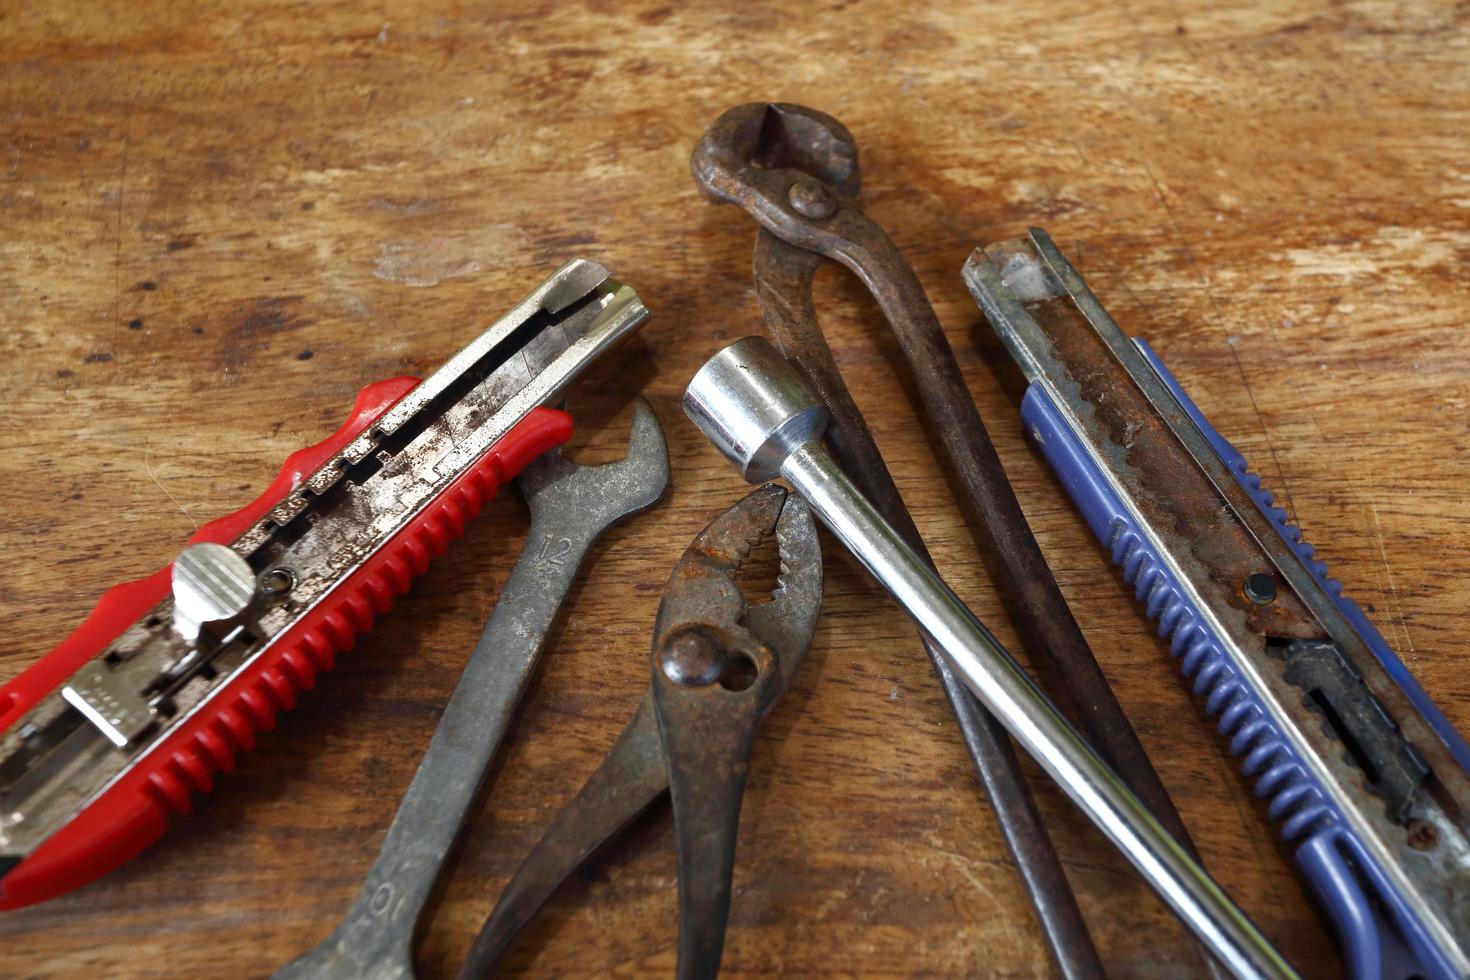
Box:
left=652, top=482, right=822, bottom=695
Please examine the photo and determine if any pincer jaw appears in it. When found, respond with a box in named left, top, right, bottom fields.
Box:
left=691, top=102, right=862, bottom=208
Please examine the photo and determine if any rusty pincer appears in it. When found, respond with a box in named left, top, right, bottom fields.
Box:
left=692, top=103, right=1222, bottom=979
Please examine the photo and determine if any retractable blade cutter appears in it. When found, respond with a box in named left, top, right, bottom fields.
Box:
left=965, top=229, right=1470, bottom=980
left=0, top=258, right=646, bottom=910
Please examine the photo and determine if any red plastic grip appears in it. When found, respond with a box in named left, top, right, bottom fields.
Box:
left=0, top=378, right=572, bottom=909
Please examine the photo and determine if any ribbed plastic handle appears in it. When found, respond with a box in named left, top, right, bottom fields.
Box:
left=1018, top=349, right=1455, bottom=980
left=0, top=378, right=571, bottom=909
left=1132, top=340, right=1470, bottom=775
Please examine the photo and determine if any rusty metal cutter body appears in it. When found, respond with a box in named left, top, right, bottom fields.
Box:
left=458, top=484, right=822, bottom=979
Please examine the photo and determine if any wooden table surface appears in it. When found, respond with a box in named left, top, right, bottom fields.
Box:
left=2, top=1, right=1467, bottom=976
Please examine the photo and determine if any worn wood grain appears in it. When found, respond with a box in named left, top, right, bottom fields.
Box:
left=1, top=0, right=1467, bottom=975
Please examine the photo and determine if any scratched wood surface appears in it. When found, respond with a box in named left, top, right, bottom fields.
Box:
left=2, top=0, right=1467, bottom=976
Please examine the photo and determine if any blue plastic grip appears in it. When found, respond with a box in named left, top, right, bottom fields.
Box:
left=1134, top=340, right=1470, bottom=776
left=1018, top=348, right=1457, bottom=980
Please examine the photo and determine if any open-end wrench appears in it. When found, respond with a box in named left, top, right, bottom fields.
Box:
left=275, top=398, right=670, bottom=980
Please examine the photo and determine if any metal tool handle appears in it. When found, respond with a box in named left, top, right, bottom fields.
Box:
left=749, top=232, right=1104, bottom=979
left=780, top=444, right=1298, bottom=980
left=684, top=337, right=1299, bottom=980
left=652, top=642, right=777, bottom=980
left=456, top=695, right=669, bottom=977
left=275, top=488, right=607, bottom=980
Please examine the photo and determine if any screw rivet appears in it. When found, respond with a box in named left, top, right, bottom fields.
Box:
left=1244, top=572, right=1277, bottom=605
left=1406, top=819, right=1437, bottom=851
left=260, top=567, right=296, bottom=597
left=787, top=179, right=838, bottom=220
left=660, top=628, right=724, bottom=687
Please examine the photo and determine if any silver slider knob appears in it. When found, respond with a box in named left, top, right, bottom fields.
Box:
left=172, top=542, right=257, bottom=643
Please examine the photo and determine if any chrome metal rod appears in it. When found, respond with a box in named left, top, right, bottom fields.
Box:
left=683, top=336, right=1298, bottom=980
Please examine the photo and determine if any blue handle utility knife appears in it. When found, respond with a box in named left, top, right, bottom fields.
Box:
left=964, top=229, right=1470, bottom=980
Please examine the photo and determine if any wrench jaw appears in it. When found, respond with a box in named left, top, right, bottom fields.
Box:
left=519, top=396, right=670, bottom=526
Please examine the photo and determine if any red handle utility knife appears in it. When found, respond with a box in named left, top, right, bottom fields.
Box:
left=0, top=258, right=647, bottom=909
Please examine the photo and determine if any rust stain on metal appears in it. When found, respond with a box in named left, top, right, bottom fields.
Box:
left=1032, top=298, right=1324, bottom=643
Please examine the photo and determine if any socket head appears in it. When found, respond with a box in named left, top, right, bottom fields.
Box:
left=684, top=336, right=831, bottom=482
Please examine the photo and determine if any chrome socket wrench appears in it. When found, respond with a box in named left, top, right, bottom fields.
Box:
left=682, top=336, right=1297, bottom=980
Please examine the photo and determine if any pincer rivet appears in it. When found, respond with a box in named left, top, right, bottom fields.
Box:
left=787, top=178, right=838, bottom=220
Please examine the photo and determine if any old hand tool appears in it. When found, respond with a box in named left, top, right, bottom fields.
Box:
left=276, top=399, right=669, bottom=980
left=691, top=103, right=1101, bottom=977
left=0, top=259, right=646, bottom=909
left=693, top=102, right=1099, bottom=978
left=692, top=102, right=1206, bottom=977
left=964, top=228, right=1470, bottom=980
left=457, top=482, right=822, bottom=979
left=686, top=337, right=1299, bottom=980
